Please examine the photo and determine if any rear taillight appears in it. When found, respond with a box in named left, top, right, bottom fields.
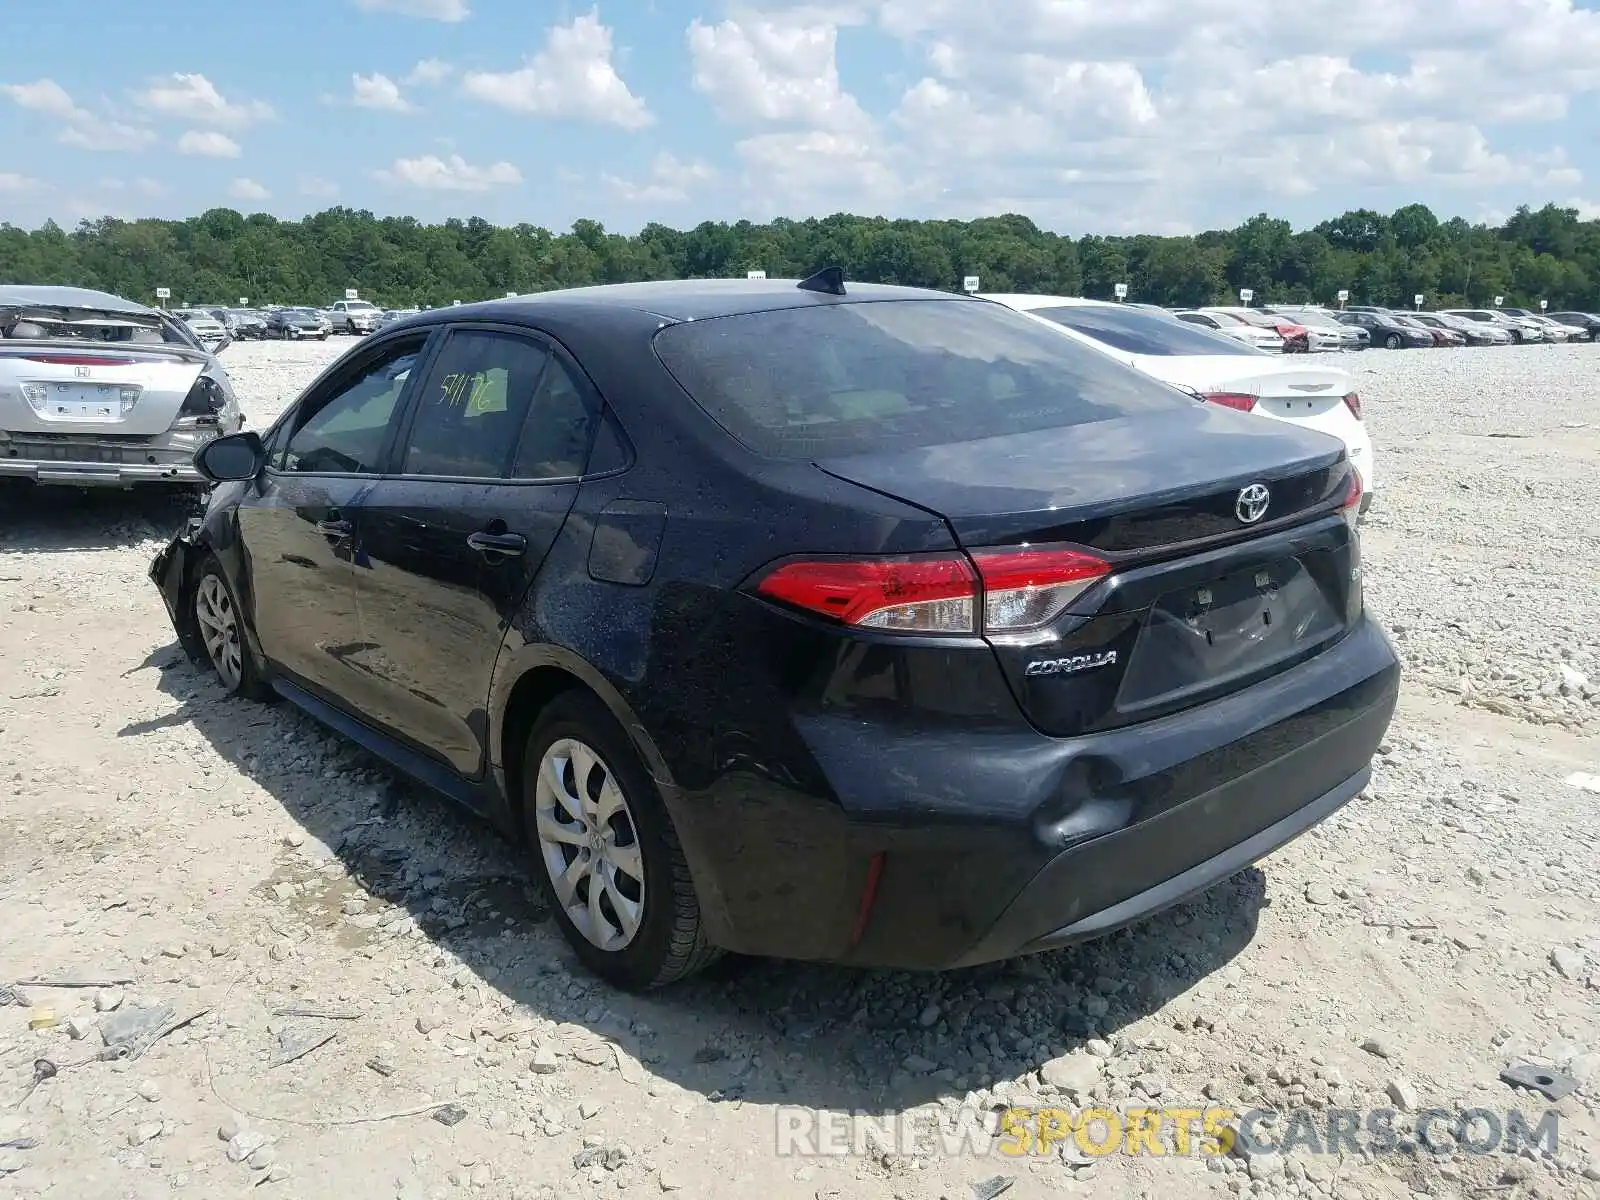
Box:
left=1342, top=392, right=1362, bottom=420
left=755, top=554, right=977, bottom=633
left=179, top=375, right=227, bottom=418
left=968, top=545, right=1112, bottom=631
left=1203, top=392, right=1258, bottom=412
left=1338, top=468, right=1363, bottom=531
left=755, top=544, right=1114, bottom=635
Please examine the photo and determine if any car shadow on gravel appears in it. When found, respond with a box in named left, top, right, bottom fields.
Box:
left=0, top=482, right=201, bottom=555
left=133, top=648, right=1267, bottom=1115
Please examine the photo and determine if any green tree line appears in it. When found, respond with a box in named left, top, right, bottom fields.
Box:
left=2, top=201, right=1597, bottom=312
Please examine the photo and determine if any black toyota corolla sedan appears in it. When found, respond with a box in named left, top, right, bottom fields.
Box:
left=150, top=274, right=1399, bottom=990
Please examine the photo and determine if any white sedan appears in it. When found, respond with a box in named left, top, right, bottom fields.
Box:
left=1171, top=308, right=1287, bottom=352
left=979, top=295, right=1376, bottom=510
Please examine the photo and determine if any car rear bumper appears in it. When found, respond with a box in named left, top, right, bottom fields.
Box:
left=0, top=457, right=205, bottom=486
left=0, top=426, right=224, bottom=487
left=670, top=615, right=1400, bottom=969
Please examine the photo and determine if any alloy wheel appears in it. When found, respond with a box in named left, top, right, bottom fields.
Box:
left=195, top=574, right=243, bottom=691
left=533, top=737, right=645, bottom=951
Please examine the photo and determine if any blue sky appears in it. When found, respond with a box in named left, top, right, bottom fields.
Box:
left=3, top=0, right=1599, bottom=236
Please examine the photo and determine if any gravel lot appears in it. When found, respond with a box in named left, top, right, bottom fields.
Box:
left=1, top=339, right=1597, bottom=1200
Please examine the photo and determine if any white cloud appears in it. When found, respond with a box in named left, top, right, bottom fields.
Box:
left=0, top=172, right=43, bottom=192
left=765, top=0, right=1600, bottom=227
left=688, top=13, right=869, bottom=130
left=133, top=73, right=273, bottom=127
left=460, top=11, right=652, bottom=129
left=352, top=0, right=469, bottom=19
left=351, top=72, right=413, bottom=111
left=2, top=78, right=87, bottom=121
left=4, top=78, right=159, bottom=153
left=406, top=58, right=454, bottom=86
left=177, top=129, right=242, bottom=158
left=300, top=177, right=341, bottom=198
left=735, top=129, right=906, bottom=214
left=58, top=121, right=158, bottom=152
left=604, top=152, right=718, bottom=203
left=89, top=177, right=165, bottom=207
left=228, top=178, right=270, bottom=202
left=375, top=153, right=522, bottom=191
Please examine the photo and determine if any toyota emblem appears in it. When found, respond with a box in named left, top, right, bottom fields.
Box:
left=1235, top=483, right=1271, bottom=524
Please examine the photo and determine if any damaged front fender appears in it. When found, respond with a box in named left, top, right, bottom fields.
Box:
left=149, top=519, right=207, bottom=662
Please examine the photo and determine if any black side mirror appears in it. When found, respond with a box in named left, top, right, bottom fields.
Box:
left=195, top=431, right=266, bottom=482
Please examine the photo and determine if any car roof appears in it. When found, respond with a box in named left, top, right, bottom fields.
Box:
left=0, top=284, right=156, bottom=315
left=975, top=293, right=1118, bottom=311
left=408, top=278, right=970, bottom=326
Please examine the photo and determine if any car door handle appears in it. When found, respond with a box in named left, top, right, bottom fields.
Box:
left=316, top=519, right=352, bottom=538
left=466, top=531, right=527, bottom=557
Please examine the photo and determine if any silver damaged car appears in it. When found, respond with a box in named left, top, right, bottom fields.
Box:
left=0, top=285, right=243, bottom=489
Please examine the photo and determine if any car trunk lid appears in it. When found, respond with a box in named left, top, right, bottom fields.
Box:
left=815, top=405, right=1346, bottom=552
left=815, top=407, right=1361, bottom=735
left=0, top=344, right=207, bottom=436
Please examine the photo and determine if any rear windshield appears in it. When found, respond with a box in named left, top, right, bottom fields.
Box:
left=652, top=298, right=1193, bottom=458
left=1029, top=304, right=1262, bottom=357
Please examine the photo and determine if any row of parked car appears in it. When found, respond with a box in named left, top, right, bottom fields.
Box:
left=170, top=300, right=423, bottom=345
left=1116, top=302, right=1600, bottom=352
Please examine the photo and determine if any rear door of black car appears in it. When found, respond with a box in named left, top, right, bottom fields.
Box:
left=349, top=325, right=603, bottom=778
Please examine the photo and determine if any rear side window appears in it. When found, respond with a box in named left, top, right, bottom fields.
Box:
left=509, top=356, right=601, bottom=480
left=1029, top=305, right=1262, bottom=357
left=653, top=299, right=1190, bottom=459
left=401, top=330, right=551, bottom=478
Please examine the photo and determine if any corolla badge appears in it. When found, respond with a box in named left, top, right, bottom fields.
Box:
left=1235, top=483, right=1271, bottom=524
left=1023, top=649, right=1119, bottom=678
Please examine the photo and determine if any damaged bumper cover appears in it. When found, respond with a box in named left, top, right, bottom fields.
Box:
left=150, top=521, right=207, bottom=661
left=0, top=426, right=221, bottom=487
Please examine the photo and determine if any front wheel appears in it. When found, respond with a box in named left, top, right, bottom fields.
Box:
left=522, top=692, right=721, bottom=990
left=1384, top=333, right=1402, bottom=350
left=193, top=561, right=273, bottom=701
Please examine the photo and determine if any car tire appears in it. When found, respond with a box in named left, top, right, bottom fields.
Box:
left=521, top=691, right=722, bottom=990
left=192, top=558, right=273, bottom=702
left=1384, top=333, right=1402, bottom=350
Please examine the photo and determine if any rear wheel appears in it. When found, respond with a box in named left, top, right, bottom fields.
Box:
left=193, top=560, right=272, bottom=701
left=522, top=692, right=721, bottom=990
left=1384, top=333, right=1402, bottom=350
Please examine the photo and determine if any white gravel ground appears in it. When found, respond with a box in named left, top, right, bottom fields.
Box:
left=0, top=338, right=1597, bottom=1200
